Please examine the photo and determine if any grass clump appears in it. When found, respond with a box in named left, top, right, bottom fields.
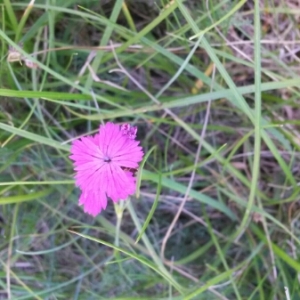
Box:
left=1, top=0, right=300, bottom=299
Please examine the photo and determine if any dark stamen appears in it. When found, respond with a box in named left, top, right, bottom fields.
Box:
left=104, top=157, right=111, bottom=163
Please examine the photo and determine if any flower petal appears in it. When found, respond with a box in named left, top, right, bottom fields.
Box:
left=104, top=164, right=136, bottom=202
left=79, top=189, right=107, bottom=217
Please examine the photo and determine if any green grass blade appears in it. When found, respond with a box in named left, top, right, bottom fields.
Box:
left=235, top=0, right=262, bottom=238
left=135, top=172, right=161, bottom=243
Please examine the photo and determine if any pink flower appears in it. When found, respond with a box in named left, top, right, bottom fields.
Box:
left=70, top=122, right=144, bottom=216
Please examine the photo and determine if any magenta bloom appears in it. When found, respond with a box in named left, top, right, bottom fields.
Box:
left=70, top=122, right=144, bottom=216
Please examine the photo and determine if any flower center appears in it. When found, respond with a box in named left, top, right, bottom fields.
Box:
left=103, top=156, right=112, bottom=163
